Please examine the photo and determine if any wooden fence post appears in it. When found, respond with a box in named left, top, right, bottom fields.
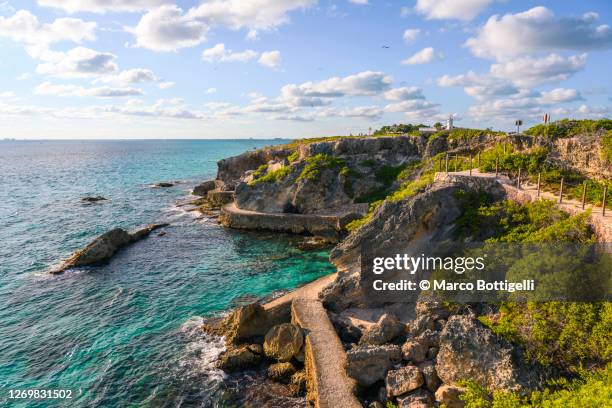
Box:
left=537, top=173, right=541, bottom=198
left=581, top=181, right=587, bottom=210
left=603, top=185, right=608, bottom=216
left=559, top=178, right=564, bottom=204
left=469, top=154, right=473, bottom=176
left=495, top=156, right=499, bottom=178
left=445, top=153, right=449, bottom=174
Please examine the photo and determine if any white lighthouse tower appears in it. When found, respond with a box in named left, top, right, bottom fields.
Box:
left=446, top=115, right=454, bottom=130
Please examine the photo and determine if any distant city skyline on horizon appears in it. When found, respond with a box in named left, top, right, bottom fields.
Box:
left=0, top=0, right=611, bottom=139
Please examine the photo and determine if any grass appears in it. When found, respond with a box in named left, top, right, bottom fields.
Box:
left=249, top=166, right=292, bottom=185
left=298, top=153, right=346, bottom=181
left=525, top=118, right=612, bottom=140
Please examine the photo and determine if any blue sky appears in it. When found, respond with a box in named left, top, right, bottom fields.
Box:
left=0, top=0, right=611, bottom=139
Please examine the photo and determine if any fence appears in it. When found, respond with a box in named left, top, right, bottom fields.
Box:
left=436, top=150, right=610, bottom=216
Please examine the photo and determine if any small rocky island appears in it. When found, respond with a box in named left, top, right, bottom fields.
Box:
left=196, top=119, right=611, bottom=407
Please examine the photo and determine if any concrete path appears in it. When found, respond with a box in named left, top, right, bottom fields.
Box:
left=292, top=298, right=361, bottom=408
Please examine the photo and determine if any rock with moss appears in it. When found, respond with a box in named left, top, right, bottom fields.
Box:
left=193, top=180, right=216, bottom=196
left=263, top=323, right=304, bottom=362
left=396, top=389, right=434, bottom=408
left=267, top=361, right=298, bottom=383
left=434, top=385, right=465, bottom=408
left=217, top=344, right=263, bottom=371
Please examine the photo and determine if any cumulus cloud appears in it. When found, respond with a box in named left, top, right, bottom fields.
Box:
left=281, top=71, right=392, bottom=101
left=0, top=10, right=96, bottom=51
left=258, top=50, right=281, bottom=68
left=383, top=87, right=424, bottom=101
left=438, top=71, right=521, bottom=100
left=37, top=0, right=168, bottom=13
left=402, top=47, right=438, bottom=65
left=187, top=0, right=316, bottom=32
left=466, top=7, right=612, bottom=60
left=34, top=81, right=143, bottom=97
left=490, top=54, right=587, bottom=87
left=127, top=5, right=207, bottom=52
left=415, top=0, right=492, bottom=21
left=207, top=87, right=217, bottom=94
left=36, top=47, right=118, bottom=78
left=403, top=29, right=421, bottom=44
left=202, top=43, right=258, bottom=62
left=537, top=88, right=583, bottom=104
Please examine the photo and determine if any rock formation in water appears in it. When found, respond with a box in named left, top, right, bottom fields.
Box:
left=50, top=223, right=169, bottom=274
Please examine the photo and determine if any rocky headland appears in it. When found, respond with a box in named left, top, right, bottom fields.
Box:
left=197, top=120, right=611, bottom=407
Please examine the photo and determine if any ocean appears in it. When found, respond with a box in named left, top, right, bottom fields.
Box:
left=0, top=140, right=335, bottom=407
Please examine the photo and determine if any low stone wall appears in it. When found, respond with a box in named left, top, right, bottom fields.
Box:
left=220, top=203, right=358, bottom=239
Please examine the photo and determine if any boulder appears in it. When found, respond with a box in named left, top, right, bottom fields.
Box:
left=224, top=303, right=273, bottom=344
left=436, top=315, right=541, bottom=392
left=415, top=330, right=440, bottom=348
left=267, top=361, right=297, bottom=383
left=434, top=385, right=465, bottom=408
left=426, top=347, right=438, bottom=360
left=50, top=223, right=169, bottom=274
left=385, top=365, right=424, bottom=397
left=193, top=180, right=216, bottom=196
left=81, top=196, right=107, bottom=203
left=345, top=344, right=401, bottom=386
left=154, top=182, right=174, bottom=188
left=397, top=389, right=434, bottom=408
left=408, top=315, right=436, bottom=338
left=359, top=313, right=404, bottom=345
left=402, top=340, right=427, bottom=363
left=217, top=344, right=262, bottom=371
left=263, top=323, right=304, bottom=362
left=330, top=313, right=363, bottom=344
left=418, top=361, right=441, bottom=392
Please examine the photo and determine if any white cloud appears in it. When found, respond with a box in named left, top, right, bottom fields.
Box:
left=537, top=88, right=583, bottom=104
left=466, top=7, right=612, bottom=61
left=415, top=0, right=492, bottom=21
left=281, top=71, right=392, bottom=101
left=490, top=54, right=587, bottom=87
left=202, top=43, right=258, bottom=63
left=127, top=5, right=207, bottom=52
left=36, top=47, right=118, bottom=78
left=383, top=87, right=424, bottom=101
left=207, top=87, right=217, bottom=94
left=258, top=50, right=281, bottom=68
left=0, top=91, right=16, bottom=98
left=384, top=99, right=439, bottom=114
left=402, top=47, right=437, bottom=65
left=348, top=0, right=369, bottom=5
left=17, top=73, right=32, bottom=81
left=158, top=81, right=175, bottom=89
left=438, top=71, right=521, bottom=100
left=37, top=0, right=169, bottom=13
left=0, top=10, right=96, bottom=50
left=403, top=29, right=420, bottom=44
left=34, top=82, right=143, bottom=97
left=187, top=0, right=316, bottom=32
left=334, top=106, right=382, bottom=120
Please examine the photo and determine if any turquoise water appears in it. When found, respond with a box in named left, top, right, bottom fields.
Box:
left=0, top=140, right=335, bottom=407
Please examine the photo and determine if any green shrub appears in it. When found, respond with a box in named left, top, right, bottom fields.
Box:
left=346, top=199, right=384, bottom=232
left=251, top=164, right=268, bottom=179
left=388, top=173, right=435, bottom=202
left=460, top=364, right=612, bottom=407
left=250, top=166, right=292, bottom=185
left=525, top=119, right=612, bottom=140
left=287, top=151, right=299, bottom=164
left=602, top=130, right=612, bottom=164
left=298, top=153, right=346, bottom=181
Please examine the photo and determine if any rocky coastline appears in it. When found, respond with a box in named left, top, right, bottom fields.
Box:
left=194, top=124, right=611, bottom=407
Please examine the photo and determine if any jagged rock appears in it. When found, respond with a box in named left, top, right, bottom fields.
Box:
left=426, top=347, right=438, bottom=360
left=263, top=323, right=304, bottom=362
left=217, top=344, right=262, bottom=371
left=408, top=315, right=436, bottom=338
left=267, top=362, right=297, bottom=383
left=434, top=385, right=465, bottom=408
left=402, top=340, right=427, bottom=363
left=193, top=180, right=216, bottom=196
left=397, top=389, right=434, bottom=408
left=359, top=313, right=404, bottom=345
left=415, top=330, right=440, bottom=348
left=415, top=297, right=451, bottom=320
left=154, top=182, right=174, bottom=188
left=81, top=196, right=106, bottom=203
left=216, top=147, right=293, bottom=191
left=289, top=370, right=307, bottom=396
left=330, top=313, right=363, bottom=344
left=223, top=303, right=273, bottom=344
left=385, top=365, right=424, bottom=397
left=436, top=315, right=541, bottom=392
left=50, top=223, right=169, bottom=274
left=345, top=344, right=401, bottom=386
left=418, top=361, right=441, bottom=392
left=297, top=236, right=333, bottom=251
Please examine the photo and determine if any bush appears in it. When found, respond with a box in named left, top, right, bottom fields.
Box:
left=602, top=130, right=612, bottom=164
left=250, top=166, right=292, bottom=185
left=298, top=154, right=345, bottom=181
left=525, top=119, right=612, bottom=140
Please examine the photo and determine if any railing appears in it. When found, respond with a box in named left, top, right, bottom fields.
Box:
left=437, top=150, right=611, bottom=216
